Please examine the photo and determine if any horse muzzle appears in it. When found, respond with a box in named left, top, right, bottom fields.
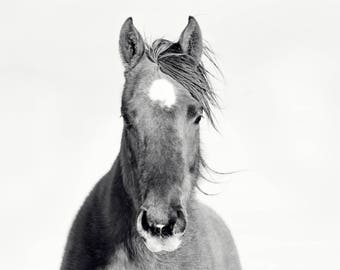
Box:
left=136, top=207, right=187, bottom=252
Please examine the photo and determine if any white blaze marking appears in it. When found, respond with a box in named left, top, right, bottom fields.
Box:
left=148, top=79, right=176, bottom=107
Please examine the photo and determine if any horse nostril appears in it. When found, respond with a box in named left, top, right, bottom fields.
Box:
left=173, top=209, right=186, bottom=234
left=141, top=210, right=149, bottom=231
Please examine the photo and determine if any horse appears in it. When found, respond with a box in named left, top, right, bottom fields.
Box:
left=61, top=16, right=241, bottom=270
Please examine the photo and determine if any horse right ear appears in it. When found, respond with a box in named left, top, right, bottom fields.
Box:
left=178, top=16, right=203, bottom=62
left=119, top=17, right=145, bottom=69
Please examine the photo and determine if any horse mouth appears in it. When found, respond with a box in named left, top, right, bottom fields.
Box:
left=136, top=210, right=185, bottom=253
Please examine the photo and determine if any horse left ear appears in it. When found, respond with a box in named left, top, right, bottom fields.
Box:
left=119, top=17, right=145, bottom=69
left=179, top=16, right=203, bottom=62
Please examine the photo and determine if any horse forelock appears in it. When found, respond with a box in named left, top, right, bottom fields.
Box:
left=145, top=39, right=219, bottom=128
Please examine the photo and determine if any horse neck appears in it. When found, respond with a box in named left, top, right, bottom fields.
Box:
left=105, top=156, right=139, bottom=258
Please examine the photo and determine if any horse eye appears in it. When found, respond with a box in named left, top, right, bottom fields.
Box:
left=122, top=114, right=132, bottom=128
left=194, top=115, right=202, bottom=124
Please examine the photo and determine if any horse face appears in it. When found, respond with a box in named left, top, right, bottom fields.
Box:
left=119, top=18, right=203, bottom=252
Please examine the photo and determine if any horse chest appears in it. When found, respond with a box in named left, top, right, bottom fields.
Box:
left=103, top=248, right=136, bottom=270
left=103, top=247, right=190, bottom=270
left=103, top=248, right=158, bottom=270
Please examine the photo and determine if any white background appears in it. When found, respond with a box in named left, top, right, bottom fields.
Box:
left=1, top=1, right=339, bottom=269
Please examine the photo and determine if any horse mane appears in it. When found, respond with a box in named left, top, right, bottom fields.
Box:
left=145, top=38, right=219, bottom=128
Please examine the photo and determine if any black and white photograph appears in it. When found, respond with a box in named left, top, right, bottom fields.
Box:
left=1, top=1, right=339, bottom=269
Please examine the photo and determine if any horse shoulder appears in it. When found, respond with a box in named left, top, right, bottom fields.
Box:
left=193, top=201, right=242, bottom=270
